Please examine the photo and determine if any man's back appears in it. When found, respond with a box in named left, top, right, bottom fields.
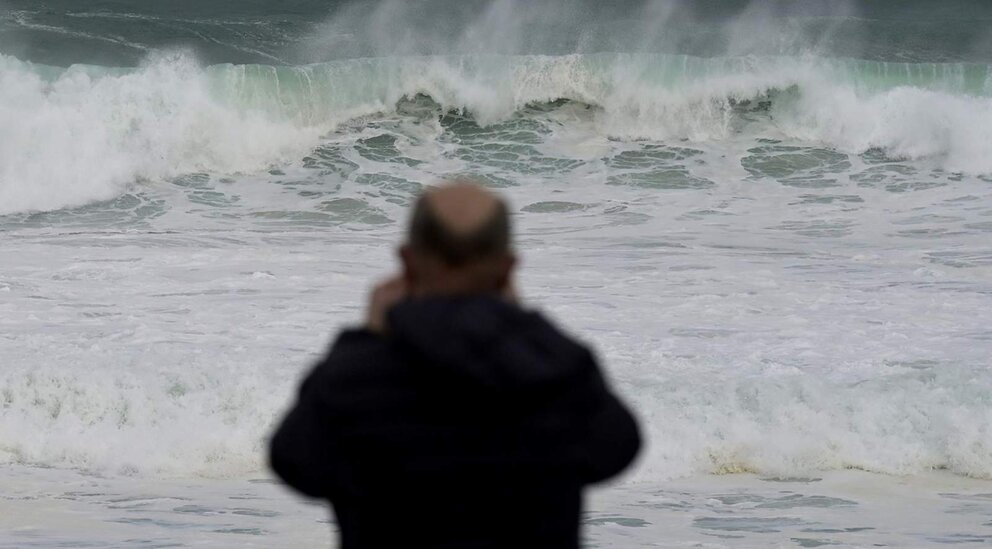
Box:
left=270, top=295, right=641, bottom=548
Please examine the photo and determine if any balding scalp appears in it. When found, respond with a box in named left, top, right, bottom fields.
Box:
left=408, top=181, right=512, bottom=266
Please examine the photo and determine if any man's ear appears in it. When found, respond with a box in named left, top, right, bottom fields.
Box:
left=505, top=253, right=517, bottom=275
left=496, top=253, right=517, bottom=289
left=399, top=245, right=416, bottom=285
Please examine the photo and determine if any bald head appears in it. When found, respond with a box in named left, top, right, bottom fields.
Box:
left=424, top=182, right=501, bottom=235
left=407, top=180, right=512, bottom=267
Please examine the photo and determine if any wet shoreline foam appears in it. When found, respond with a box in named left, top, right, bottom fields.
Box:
left=4, top=466, right=992, bottom=548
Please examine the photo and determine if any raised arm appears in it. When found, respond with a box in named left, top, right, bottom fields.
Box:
left=269, top=330, right=376, bottom=498
left=269, top=364, right=337, bottom=498
left=572, top=351, right=642, bottom=484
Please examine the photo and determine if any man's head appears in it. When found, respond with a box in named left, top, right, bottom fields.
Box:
left=401, top=179, right=515, bottom=297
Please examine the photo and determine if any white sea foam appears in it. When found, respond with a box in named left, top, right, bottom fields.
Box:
left=775, top=84, right=992, bottom=174
left=1, top=214, right=990, bottom=480
left=0, top=359, right=288, bottom=477
left=3, top=346, right=989, bottom=480
left=627, top=364, right=992, bottom=481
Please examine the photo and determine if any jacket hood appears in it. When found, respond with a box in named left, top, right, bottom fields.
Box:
left=386, top=296, right=591, bottom=392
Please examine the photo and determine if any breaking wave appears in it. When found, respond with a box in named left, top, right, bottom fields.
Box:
left=2, top=50, right=991, bottom=215
left=2, top=356, right=991, bottom=480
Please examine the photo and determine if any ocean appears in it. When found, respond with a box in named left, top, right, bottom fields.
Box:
left=1, top=0, right=991, bottom=547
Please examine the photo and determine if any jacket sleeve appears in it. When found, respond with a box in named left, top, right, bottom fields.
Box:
left=268, top=330, right=373, bottom=498
left=575, top=352, right=642, bottom=484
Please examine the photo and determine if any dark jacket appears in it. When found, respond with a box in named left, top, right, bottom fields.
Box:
left=269, top=296, right=641, bottom=549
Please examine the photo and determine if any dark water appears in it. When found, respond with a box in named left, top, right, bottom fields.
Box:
left=2, top=0, right=991, bottom=67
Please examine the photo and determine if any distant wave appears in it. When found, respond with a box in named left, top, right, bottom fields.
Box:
left=2, top=51, right=992, bottom=215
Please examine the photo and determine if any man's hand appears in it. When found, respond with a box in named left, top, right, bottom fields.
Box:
left=366, top=275, right=408, bottom=334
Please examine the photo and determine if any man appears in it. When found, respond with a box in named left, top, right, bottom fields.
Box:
left=269, top=180, right=641, bottom=548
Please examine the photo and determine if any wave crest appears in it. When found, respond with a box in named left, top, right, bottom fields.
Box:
left=0, top=52, right=320, bottom=216
left=2, top=51, right=991, bottom=215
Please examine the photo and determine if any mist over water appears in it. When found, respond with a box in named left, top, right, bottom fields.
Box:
left=1, top=0, right=991, bottom=501
left=5, top=0, right=992, bottom=65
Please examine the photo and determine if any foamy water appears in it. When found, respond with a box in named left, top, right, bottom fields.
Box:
left=3, top=95, right=990, bottom=480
